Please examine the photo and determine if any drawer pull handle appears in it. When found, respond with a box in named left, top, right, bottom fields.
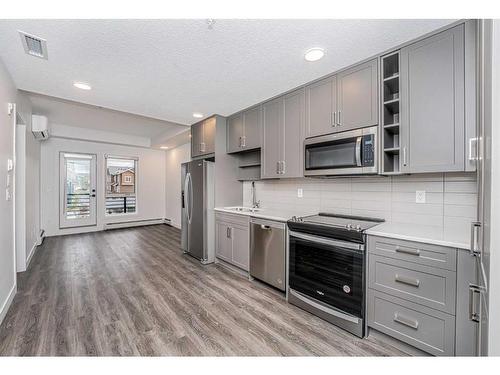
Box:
left=395, top=274, right=420, bottom=287
left=394, top=312, right=419, bottom=330
left=395, top=247, right=420, bottom=256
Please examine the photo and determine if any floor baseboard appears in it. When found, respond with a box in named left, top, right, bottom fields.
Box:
left=0, top=284, right=16, bottom=327
left=26, top=240, right=39, bottom=269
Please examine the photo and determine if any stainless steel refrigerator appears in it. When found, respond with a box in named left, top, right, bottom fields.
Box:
left=181, top=160, right=215, bottom=264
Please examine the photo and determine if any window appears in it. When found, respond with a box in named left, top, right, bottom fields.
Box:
left=105, top=156, right=137, bottom=215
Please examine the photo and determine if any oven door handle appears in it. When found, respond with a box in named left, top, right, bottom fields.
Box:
left=289, top=231, right=364, bottom=251
left=289, top=289, right=360, bottom=324
left=355, top=136, right=362, bottom=167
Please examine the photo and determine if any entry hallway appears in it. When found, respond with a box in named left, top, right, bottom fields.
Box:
left=0, top=225, right=409, bottom=356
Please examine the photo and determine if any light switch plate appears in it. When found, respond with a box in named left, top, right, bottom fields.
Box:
left=297, top=188, right=303, bottom=198
left=416, top=190, right=426, bottom=204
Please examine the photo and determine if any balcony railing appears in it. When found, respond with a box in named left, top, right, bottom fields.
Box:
left=106, top=195, right=136, bottom=215
left=66, top=193, right=90, bottom=218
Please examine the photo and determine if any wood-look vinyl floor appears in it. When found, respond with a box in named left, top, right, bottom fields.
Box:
left=0, top=225, right=410, bottom=356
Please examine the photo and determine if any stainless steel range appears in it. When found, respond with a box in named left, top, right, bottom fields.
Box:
left=287, top=213, right=384, bottom=337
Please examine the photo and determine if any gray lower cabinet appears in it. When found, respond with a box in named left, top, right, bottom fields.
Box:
left=215, top=212, right=250, bottom=271
left=227, top=106, right=262, bottom=153
left=261, top=89, right=305, bottom=179
left=367, top=235, right=477, bottom=356
left=191, top=116, right=216, bottom=158
left=336, top=58, right=378, bottom=132
left=400, top=24, right=466, bottom=173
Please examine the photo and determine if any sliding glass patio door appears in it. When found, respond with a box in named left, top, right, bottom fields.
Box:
left=59, top=152, right=97, bottom=228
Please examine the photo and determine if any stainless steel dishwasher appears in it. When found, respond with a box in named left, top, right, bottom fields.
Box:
left=250, top=218, right=286, bottom=291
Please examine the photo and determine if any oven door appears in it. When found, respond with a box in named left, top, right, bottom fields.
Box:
left=304, top=126, right=377, bottom=176
left=288, top=231, right=365, bottom=318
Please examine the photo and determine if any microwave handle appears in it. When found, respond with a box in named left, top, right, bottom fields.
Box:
left=355, top=136, right=362, bottom=167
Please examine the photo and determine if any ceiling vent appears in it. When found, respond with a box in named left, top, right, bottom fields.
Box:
left=19, top=31, right=48, bottom=59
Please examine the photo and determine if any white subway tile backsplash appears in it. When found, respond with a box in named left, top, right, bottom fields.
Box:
left=242, top=172, right=477, bottom=228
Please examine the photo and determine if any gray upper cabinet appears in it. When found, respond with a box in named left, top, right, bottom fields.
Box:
left=305, top=75, right=336, bottom=138
left=400, top=24, right=465, bottom=173
left=261, top=89, right=305, bottom=179
left=261, top=97, right=282, bottom=178
left=281, top=89, right=305, bottom=178
left=336, top=58, right=378, bottom=132
left=191, top=116, right=216, bottom=158
left=227, top=113, right=244, bottom=153
left=226, top=106, right=262, bottom=153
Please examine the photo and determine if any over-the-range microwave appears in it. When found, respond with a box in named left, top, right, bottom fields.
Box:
left=304, top=126, right=378, bottom=176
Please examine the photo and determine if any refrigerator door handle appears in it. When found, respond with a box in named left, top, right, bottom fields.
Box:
left=185, top=173, right=192, bottom=223
left=188, top=172, right=194, bottom=224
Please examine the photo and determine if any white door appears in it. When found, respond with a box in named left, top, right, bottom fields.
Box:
left=60, top=152, right=97, bottom=228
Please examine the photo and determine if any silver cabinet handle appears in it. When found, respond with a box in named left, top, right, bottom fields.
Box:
left=238, top=136, right=242, bottom=147
left=469, top=283, right=485, bottom=322
left=260, top=225, right=271, bottom=230
left=337, top=110, right=342, bottom=126
left=393, top=312, right=419, bottom=330
left=468, top=137, right=478, bottom=161
left=332, top=112, right=336, bottom=127
left=241, top=136, right=246, bottom=148
left=402, top=147, right=407, bottom=166
left=200, top=142, right=206, bottom=152
left=470, top=221, right=481, bottom=257
left=226, top=227, right=232, bottom=239
left=281, top=161, right=286, bottom=175
left=395, top=274, right=420, bottom=287
left=395, top=246, right=420, bottom=256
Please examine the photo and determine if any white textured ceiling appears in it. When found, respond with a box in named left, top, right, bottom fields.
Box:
left=0, top=19, right=454, bottom=125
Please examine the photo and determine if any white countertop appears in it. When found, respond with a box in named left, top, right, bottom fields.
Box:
left=215, top=207, right=470, bottom=250
left=214, top=207, right=312, bottom=222
left=366, top=222, right=470, bottom=250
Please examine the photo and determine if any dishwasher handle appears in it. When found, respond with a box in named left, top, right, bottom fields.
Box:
left=260, top=224, right=272, bottom=230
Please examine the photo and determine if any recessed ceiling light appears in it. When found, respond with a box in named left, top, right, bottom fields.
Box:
left=304, top=48, right=325, bottom=62
left=193, top=112, right=203, bottom=119
left=160, top=146, right=169, bottom=149
left=73, top=82, right=92, bottom=90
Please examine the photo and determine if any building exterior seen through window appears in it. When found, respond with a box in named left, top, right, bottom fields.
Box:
left=105, top=157, right=137, bottom=215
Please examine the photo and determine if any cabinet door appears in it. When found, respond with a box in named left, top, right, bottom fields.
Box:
left=336, top=58, right=378, bottom=132
left=231, top=226, right=249, bottom=271
left=215, top=220, right=232, bottom=262
left=261, top=97, right=282, bottom=179
left=282, top=89, right=305, bottom=178
left=242, top=105, right=262, bottom=150
left=202, top=117, right=216, bottom=154
left=227, top=113, right=244, bottom=153
left=400, top=25, right=465, bottom=173
left=191, top=122, right=204, bottom=158
left=305, top=76, right=336, bottom=138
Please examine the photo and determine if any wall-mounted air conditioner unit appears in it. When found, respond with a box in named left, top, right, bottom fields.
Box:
left=32, top=115, right=49, bottom=140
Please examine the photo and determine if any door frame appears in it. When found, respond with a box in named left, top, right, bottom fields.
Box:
left=59, top=151, right=97, bottom=229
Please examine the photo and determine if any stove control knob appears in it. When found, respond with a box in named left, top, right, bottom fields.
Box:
left=356, top=224, right=362, bottom=231
left=291, top=216, right=297, bottom=222
left=346, top=223, right=353, bottom=230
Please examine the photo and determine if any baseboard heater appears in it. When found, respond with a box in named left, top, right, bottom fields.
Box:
left=104, top=218, right=165, bottom=230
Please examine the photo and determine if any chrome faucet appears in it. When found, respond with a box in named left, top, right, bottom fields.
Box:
left=251, top=181, right=260, bottom=208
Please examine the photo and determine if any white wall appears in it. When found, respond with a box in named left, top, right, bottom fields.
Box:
left=243, top=172, right=477, bottom=245
left=0, top=59, right=17, bottom=324
left=41, top=137, right=166, bottom=236
left=164, top=142, right=191, bottom=228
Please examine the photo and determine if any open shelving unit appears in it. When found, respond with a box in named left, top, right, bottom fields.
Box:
left=237, top=150, right=261, bottom=181
left=381, top=51, right=401, bottom=174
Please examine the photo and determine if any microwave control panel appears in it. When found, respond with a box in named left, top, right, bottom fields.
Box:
left=362, top=135, right=375, bottom=167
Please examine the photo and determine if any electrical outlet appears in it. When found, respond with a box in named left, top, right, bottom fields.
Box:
left=416, top=190, right=426, bottom=204
left=297, top=188, right=303, bottom=198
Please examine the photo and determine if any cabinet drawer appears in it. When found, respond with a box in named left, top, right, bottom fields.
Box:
left=368, top=236, right=457, bottom=271
left=215, top=212, right=249, bottom=228
left=369, top=255, right=456, bottom=314
left=368, top=290, right=455, bottom=356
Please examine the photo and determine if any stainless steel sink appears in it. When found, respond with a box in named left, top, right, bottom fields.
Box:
left=225, top=206, right=261, bottom=213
